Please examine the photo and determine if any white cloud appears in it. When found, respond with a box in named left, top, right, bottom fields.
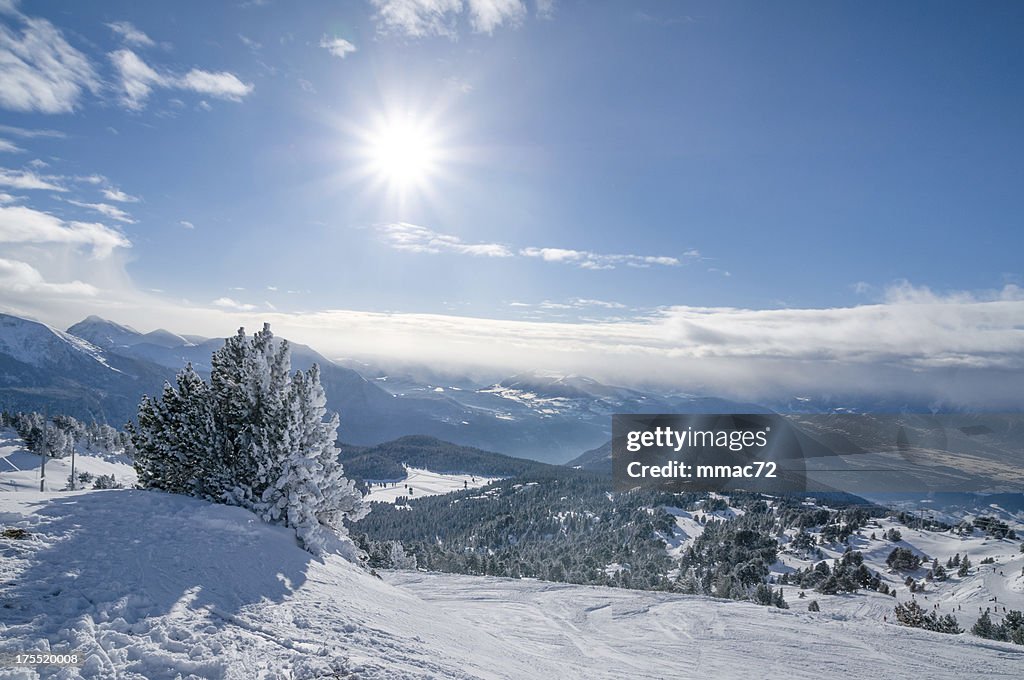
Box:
left=572, top=298, right=626, bottom=309
left=0, top=257, right=96, bottom=296
left=0, top=204, right=130, bottom=257
left=372, top=0, right=462, bottom=37
left=179, top=220, right=194, bottom=229
left=7, top=275, right=1024, bottom=409
left=109, top=49, right=163, bottom=110
left=378, top=223, right=699, bottom=269
left=102, top=187, right=140, bottom=203
left=0, top=123, right=65, bottom=139
left=0, top=11, right=99, bottom=113
left=0, top=138, right=22, bottom=152
left=320, top=36, right=357, bottom=59
left=371, top=0, right=527, bottom=37
left=378, top=222, right=514, bottom=257
left=180, top=68, right=254, bottom=101
left=134, top=282, right=1020, bottom=408
left=109, top=49, right=253, bottom=110
left=0, top=167, right=65, bottom=191
left=106, top=21, right=155, bottom=47
left=67, top=199, right=136, bottom=224
left=520, top=246, right=689, bottom=270
left=212, top=297, right=257, bottom=311
left=467, top=0, right=525, bottom=33
left=238, top=34, right=261, bottom=51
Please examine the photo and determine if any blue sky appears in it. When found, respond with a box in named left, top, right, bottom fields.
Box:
left=1, top=0, right=1023, bottom=403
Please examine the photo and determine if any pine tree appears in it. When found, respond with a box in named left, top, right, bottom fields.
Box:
left=972, top=611, right=997, bottom=639
left=132, top=324, right=368, bottom=556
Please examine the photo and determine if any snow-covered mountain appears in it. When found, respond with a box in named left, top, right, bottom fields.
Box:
left=0, top=313, right=172, bottom=424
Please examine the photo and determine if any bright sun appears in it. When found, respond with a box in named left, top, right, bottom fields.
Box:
left=364, top=115, right=439, bottom=190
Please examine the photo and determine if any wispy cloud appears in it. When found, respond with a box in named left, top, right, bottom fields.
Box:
left=212, top=297, right=257, bottom=311
left=0, top=167, right=65, bottom=191
left=378, top=222, right=514, bottom=257
left=179, top=68, right=253, bottom=100
left=0, top=124, right=66, bottom=139
left=0, top=138, right=22, bottom=153
left=179, top=220, right=195, bottom=229
left=0, top=204, right=130, bottom=257
left=371, top=0, right=529, bottom=38
left=67, top=199, right=136, bottom=224
left=106, top=20, right=155, bottom=48
left=467, top=0, right=526, bottom=33
left=378, top=223, right=697, bottom=270
left=320, top=36, right=357, bottom=59
left=0, top=8, right=100, bottom=113
left=102, top=187, right=140, bottom=203
left=110, top=49, right=253, bottom=110
left=520, top=247, right=689, bottom=270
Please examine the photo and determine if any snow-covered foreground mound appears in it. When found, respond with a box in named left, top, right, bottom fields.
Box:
left=363, top=467, right=498, bottom=505
left=2, top=491, right=1022, bottom=679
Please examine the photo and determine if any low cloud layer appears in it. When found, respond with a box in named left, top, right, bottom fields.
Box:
left=6, top=275, right=1021, bottom=410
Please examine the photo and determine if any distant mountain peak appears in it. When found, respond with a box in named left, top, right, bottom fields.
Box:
left=0, top=312, right=109, bottom=368
left=67, top=316, right=143, bottom=348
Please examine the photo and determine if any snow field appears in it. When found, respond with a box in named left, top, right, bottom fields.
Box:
left=2, top=490, right=1023, bottom=678
left=363, top=467, right=499, bottom=504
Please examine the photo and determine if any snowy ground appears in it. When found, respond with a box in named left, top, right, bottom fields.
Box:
left=363, top=467, right=498, bottom=504
left=2, top=490, right=1023, bottom=679
left=0, top=428, right=137, bottom=493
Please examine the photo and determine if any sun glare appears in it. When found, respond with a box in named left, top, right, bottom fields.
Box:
left=364, top=115, right=440, bottom=191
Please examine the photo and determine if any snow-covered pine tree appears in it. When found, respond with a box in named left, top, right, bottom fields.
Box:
left=133, top=323, right=368, bottom=556
left=268, top=363, right=368, bottom=554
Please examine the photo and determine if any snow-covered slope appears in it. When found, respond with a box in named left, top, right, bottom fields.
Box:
left=772, top=507, right=1024, bottom=631
left=0, top=314, right=111, bottom=370
left=0, top=428, right=136, bottom=492
left=364, top=467, right=499, bottom=504
left=1, top=489, right=1022, bottom=679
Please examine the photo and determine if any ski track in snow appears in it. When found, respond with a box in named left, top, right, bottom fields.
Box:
left=1, top=490, right=1023, bottom=679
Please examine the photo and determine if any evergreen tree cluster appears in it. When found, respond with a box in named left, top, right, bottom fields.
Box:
left=973, top=516, right=1016, bottom=540
left=675, top=508, right=782, bottom=605
left=353, top=536, right=418, bottom=571
left=972, top=610, right=1024, bottom=645
left=1, top=410, right=131, bottom=459
left=893, top=600, right=962, bottom=634
left=780, top=550, right=886, bottom=595
left=886, top=547, right=922, bottom=572
left=353, top=468, right=686, bottom=591
left=130, top=324, right=368, bottom=554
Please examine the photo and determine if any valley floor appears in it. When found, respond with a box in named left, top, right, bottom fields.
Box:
left=1, top=490, right=1022, bottom=679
